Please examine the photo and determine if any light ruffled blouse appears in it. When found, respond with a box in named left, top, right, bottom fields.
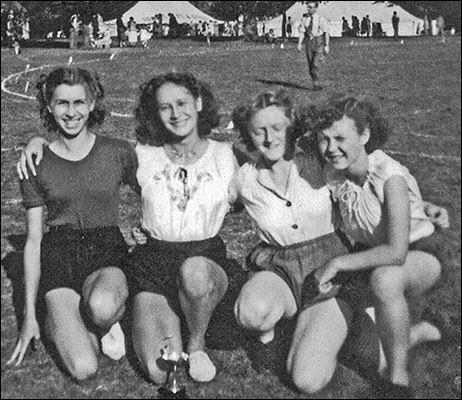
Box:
left=325, top=150, right=434, bottom=247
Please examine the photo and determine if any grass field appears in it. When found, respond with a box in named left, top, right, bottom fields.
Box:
left=1, top=35, right=461, bottom=399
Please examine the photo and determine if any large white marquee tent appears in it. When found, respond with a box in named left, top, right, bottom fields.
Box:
left=105, top=1, right=222, bottom=35
left=264, top=1, right=423, bottom=38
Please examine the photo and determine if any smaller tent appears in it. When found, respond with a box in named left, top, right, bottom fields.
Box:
left=105, top=1, right=222, bottom=36
left=264, top=1, right=423, bottom=38
left=1, top=1, right=27, bottom=13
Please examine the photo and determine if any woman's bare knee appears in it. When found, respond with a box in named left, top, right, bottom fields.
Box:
left=86, top=289, right=125, bottom=327
left=66, top=354, right=98, bottom=382
left=234, top=291, right=276, bottom=331
left=370, top=267, right=404, bottom=303
left=179, top=257, right=211, bottom=298
left=291, top=367, right=332, bottom=394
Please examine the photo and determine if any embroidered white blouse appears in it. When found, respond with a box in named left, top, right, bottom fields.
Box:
left=236, top=158, right=335, bottom=247
left=325, top=150, right=434, bottom=247
left=136, top=139, right=238, bottom=242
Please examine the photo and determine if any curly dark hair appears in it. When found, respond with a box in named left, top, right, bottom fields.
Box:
left=300, top=94, right=392, bottom=155
left=232, top=90, right=300, bottom=154
left=36, top=67, right=106, bottom=132
left=135, top=72, right=220, bottom=146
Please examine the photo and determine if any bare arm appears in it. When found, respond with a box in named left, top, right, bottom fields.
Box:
left=324, top=31, right=330, bottom=53
left=315, top=176, right=410, bottom=288
left=7, top=206, right=43, bottom=366
left=297, top=34, right=304, bottom=51
left=297, top=21, right=305, bottom=51
left=16, top=137, right=49, bottom=180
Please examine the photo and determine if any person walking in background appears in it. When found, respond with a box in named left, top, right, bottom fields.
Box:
left=392, top=11, right=400, bottom=41
left=297, top=1, right=330, bottom=91
left=138, top=24, right=151, bottom=48
left=6, top=67, right=140, bottom=380
left=116, top=16, right=127, bottom=47
left=351, top=15, right=360, bottom=37
left=80, top=8, right=92, bottom=50
left=69, top=13, right=80, bottom=50
left=361, top=16, right=367, bottom=37
left=286, top=16, right=293, bottom=38
left=423, top=9, right=429, bottom=36
left=436, top=15, right=446, bottom=43
left=342, top=17, right=351, bottom=37
left=365, top=15, right=372, bottom=38
left=21, top=14, right=30, bottom=41
left=127, top=16, right=138, bottom=46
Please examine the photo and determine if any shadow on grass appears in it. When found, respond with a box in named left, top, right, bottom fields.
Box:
left=2, top=234, right=30, bottom=331
left=1, top=235, right=69, bottom=377
left=256, top=79, right=313, bottom=91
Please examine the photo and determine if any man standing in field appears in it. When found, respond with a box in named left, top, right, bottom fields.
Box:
left=436, top=15, right=446, bottom=43
left=297, top=1, right=330, bottom=91
left=392, top=11, right=400, bottom=41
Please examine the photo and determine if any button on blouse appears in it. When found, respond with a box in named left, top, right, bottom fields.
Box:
left=237, top=158, right=335, bottom=247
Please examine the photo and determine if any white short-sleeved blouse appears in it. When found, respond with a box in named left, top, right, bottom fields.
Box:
left=237, top=157, right=335, bottom=247
left=136, top=139, right=238, bottom=242
left=325, top=150, right=434, bottom=247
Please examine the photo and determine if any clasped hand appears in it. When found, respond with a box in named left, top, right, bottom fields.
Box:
left=314, top=258, right=344, bottom=294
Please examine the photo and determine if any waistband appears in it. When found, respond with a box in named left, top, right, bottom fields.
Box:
left=47, top=225, right=121, bottom=237
left=146, top=235, right=221, bottom=248
left=261, top=230, right=351, bottom=251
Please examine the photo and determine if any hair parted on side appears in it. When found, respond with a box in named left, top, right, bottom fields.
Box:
left=301, top=94, right=392, bottom=154
left=135, top=72, right=220, bottom=146
left=36, top=67, right=106, bottom=132
left=232, top=89, right=300, bottom=152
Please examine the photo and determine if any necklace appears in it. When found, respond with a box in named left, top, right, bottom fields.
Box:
left=166, top=140, right=201, bottom=160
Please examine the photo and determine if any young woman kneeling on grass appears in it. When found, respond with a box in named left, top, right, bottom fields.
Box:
left=7, top=67, right=140, bottom=381
left=303, top=95, right=448, bottom=398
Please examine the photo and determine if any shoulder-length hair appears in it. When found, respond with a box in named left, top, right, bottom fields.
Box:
left=232, top=90, right=299, bottom=153
left=135, top=72, right=220, bottom=146
left=302, top=94, right=392, bottom=154
left=36, top=67, right=106, bottom=132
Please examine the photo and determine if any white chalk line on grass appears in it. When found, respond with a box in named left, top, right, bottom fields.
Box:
left=386, top=150, right=460, bottom=162
left=1, top=56, right=114, bottom=100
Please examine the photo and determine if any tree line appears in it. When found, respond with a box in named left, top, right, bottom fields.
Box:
left=12, top=1, right=462, bottom=38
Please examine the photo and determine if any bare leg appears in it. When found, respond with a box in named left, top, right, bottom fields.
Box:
left=178, top=256, right=228, bottom=354
left=287, top=298, right=348, bottom=394
left=82, top=267, right=128, bottom=333
left=370, top=251, right=441, bottom=386
left=45, top=288, right=99, bottom=381
left=234, top=271, right=297, bottom=343
left=132, top=292, right=183, bottom=385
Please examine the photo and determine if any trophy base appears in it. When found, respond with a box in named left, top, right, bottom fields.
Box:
left=158, top=387, right=188, bottom=399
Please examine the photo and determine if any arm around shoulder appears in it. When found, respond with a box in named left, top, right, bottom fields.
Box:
left=17, top=136, right=50, bottom=180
